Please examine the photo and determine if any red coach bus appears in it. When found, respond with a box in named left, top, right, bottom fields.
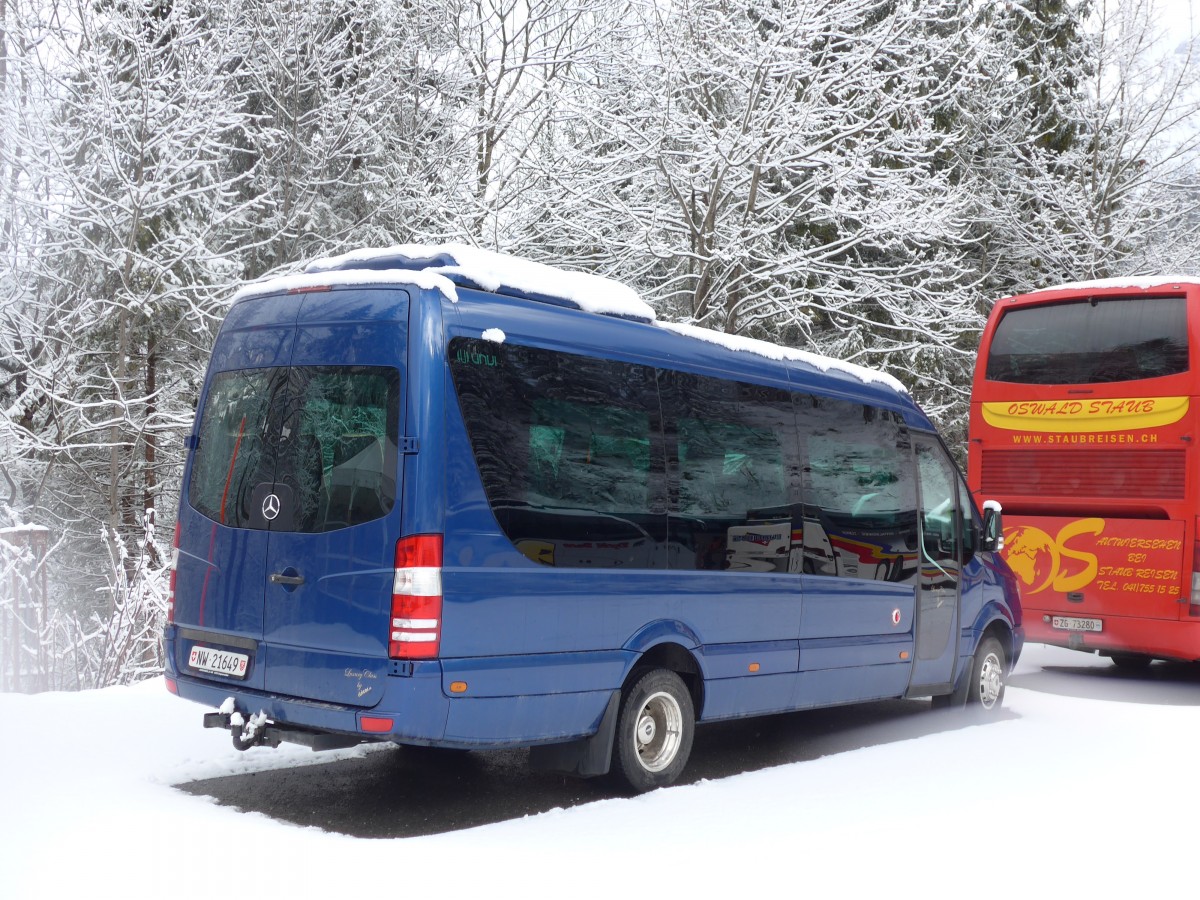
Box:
left=970, top=276, right=1200, bottom=669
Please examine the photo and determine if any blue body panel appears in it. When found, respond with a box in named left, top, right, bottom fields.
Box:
left=166, top=276, right=1023, bottom=752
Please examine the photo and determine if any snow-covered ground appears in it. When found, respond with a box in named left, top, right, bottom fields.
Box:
left=3, top=643, right=1197, bottom=898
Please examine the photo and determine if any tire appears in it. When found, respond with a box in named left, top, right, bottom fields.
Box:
left=966, top=635, right=1006, bottom=711
left=1109, top=653, right=1152, bottom=672
left=611, top=669, right=695, bottom=793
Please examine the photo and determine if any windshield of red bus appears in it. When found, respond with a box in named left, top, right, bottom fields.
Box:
left=984, top=295, right=1189, bottom=385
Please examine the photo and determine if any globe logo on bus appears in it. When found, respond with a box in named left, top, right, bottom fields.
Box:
left=1003, top=525, right=1058, bottom=595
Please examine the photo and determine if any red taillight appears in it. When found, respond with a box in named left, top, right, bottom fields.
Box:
left=165, top=676, right=178, bottom=695
left=167, top=521, right=180, bottom=624
left=360, top=716, right=394, bottom=733
left=390, top=535, right=443, bottom=659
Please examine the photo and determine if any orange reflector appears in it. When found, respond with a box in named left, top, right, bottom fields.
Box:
left=450, top=681, right=468, bottom=693
left=748, top=663, right=760, bottom=672
left=360, top=716, right=394, bottom=733
left=899, top=651, right=910, bottom=660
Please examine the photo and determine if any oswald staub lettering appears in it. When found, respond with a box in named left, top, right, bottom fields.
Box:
left=1004, top=399, right=1158, bottom=417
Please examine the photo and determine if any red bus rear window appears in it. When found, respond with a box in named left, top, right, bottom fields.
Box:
left=985, top=296, right=1188, bottom=385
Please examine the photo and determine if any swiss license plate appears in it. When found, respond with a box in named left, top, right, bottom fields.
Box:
left=188, top=645, right=249, bottom=679
left=1051, top=616, right=1103, bottom=633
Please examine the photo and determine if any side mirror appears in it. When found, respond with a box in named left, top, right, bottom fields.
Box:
left=981, top=500, right=1003, bottom=553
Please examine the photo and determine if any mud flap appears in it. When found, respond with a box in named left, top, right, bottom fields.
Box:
left=528, top=691, right=620, bottom=778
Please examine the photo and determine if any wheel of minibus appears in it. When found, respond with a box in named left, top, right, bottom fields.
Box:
left=612, top=668, right=695, bottom=793
left=967, top=635, right=1006, bottom=711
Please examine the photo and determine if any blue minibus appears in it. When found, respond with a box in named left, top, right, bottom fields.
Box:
left=164, top=244, right=1022, bottom=792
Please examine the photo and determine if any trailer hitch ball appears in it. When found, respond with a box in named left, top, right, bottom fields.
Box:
left=231, top=710, right=270, bottom=751
left=203, top=699, right=272, bottom=751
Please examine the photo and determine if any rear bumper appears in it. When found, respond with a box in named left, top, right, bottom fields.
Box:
left=165, top=632, right=615, bottom=749
left=1023, top=608, right=1200, bottom=661
left=168, top=663, right=453, bottom=745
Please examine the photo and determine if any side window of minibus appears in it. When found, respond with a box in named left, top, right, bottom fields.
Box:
left=449, top=338, right=668, bottom=568
left=660, top=371, right=798, bottom=572
left=798, top=396, right=919, bottom=584
left=529, top=396, right=653, bottom=514
left=914, top=440, right=960, bottom=562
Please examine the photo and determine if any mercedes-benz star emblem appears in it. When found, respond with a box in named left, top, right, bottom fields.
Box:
left=261, top=493, right=281, bottom=521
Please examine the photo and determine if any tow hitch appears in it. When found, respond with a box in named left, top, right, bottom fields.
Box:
left=204, top=698, right=365, bottom=752
left=204, top=699, right=281, bottom=751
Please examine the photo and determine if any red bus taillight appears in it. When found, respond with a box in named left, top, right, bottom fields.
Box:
left=390, top=535, right=443, bottom=658
left=167, top=521, right=180, bottom=624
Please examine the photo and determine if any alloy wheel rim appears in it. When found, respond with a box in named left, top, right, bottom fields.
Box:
left=635, top=690, right=683, bottom=772
left=978, top=652, right=1003, bottom=709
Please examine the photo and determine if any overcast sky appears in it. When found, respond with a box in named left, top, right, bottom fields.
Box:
left=1161, top=0, right=1198, bottom=35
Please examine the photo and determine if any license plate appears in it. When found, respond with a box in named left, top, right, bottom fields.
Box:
left=188, top=645, right=249, bottom=679
left=1051, top=616, right=1103, bottom=633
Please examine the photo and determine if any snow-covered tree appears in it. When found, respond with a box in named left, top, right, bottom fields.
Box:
left=520, top=0, right=987, bottom=429
left=1080, top=0, right=1200, bottom=275
left=961, top=0, right=1200, bottom=295
left=1, top=0, right=256, bottom=685
left=221, top=0, right=445, bottom=277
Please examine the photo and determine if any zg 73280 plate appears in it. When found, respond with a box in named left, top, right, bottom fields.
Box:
left=1051, top=616, right=1102, bottom=633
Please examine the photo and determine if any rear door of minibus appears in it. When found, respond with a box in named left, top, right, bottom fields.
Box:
left=258, top=287, right=408, bottom=708
left=177, top=286, right=408, bottom=708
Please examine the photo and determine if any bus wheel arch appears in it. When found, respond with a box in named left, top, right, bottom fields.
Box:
left=985, top=620, right=1016, bottom=676
left=626, top=640, right=704, bottom=719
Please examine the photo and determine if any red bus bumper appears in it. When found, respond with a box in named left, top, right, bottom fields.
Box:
left=1023, top=606, right=1200, bottom=662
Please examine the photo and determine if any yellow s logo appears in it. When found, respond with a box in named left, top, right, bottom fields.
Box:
left=1003, top=518, right=1104, bottom=595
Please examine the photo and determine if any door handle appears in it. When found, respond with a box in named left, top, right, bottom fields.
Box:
left=270, top=573, right=305, bottom=586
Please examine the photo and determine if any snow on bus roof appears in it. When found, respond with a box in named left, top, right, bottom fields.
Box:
left=657, top=322, right=908, bottom=394
left=235, top=243, right=905, bottom=395
left=307, top=242, right=657, bottom=323
left=231, top=267, right=459, bottom=303
left=1027, top=275, right=1200, bottom=294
